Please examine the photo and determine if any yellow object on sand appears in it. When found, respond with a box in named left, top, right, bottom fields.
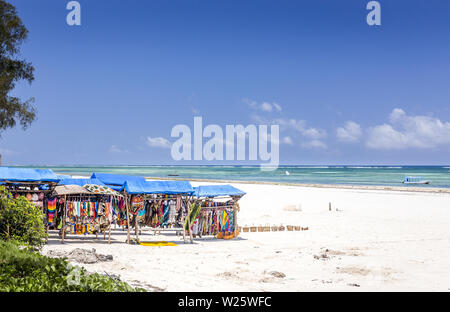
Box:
left=139, top=241, right=178, bottom=247
left=216, top=230, right=239, bottom=240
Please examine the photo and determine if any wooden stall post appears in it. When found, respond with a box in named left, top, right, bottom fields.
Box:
left=108, top=196, right=112, bottom=244
left=233, top=202, right=237, bottom=240
left=62, top=195, right=66, bottom=244
left=95, top=197, right=98, bottom=239
left=125, top=194, right=131, bottom=244
left=184, top=196, right=194, bottom=243
left=179, top=195, right=187, bottom=243
left=134, top=209, right=140, bottom=243
left=46, top=196, right=49, bottom=237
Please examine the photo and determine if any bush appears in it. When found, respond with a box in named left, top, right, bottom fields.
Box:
left=0, top=241, right=145, bottom=292
left=0, top=186, right=47, bottom=248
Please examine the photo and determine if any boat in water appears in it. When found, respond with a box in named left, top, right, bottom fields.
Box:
left=402, top=176, right=430, bottom=184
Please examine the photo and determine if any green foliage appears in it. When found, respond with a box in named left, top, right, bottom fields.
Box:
left=0, top=0, right=36, bottom=133
left=0, top=241, right=145, bottom=292
left=0, top=186, right=47, bottom=248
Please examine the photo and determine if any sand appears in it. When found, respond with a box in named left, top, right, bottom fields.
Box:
left=43, top=182, right=450, bottom=291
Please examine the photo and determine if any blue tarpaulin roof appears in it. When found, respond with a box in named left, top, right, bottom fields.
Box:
left=122, top=180, right=194, bottom=195
left=91, top=173, right=146, bottom=186
left=194, top=185, right=246, bottom=198
left=0, top=167, right=60, bottom=183
left=108, top=184, right=123, bottom=191
left=56, top=174, right=72, bottom=180
left=58, top=178, right=106, bottom=187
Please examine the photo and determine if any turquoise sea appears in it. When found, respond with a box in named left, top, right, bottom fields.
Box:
left=19, top=165, right=450, bottom=189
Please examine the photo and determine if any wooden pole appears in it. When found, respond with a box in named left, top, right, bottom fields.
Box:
left=125, top=194, right=131, bottom=244
left=108, top=196, right=112, bottom=244
left=234, top=197, right=241, bottom=240
left=233, top=205, right=237, bottom=240
left=62, top=195, right=66, bottom=244
left=45, top=198, right=49, bottom=239
left=179, top=196, right=186, bottom=243
left=185, top=197, right=194, bottom=243
left=135, top=214, right=139, bottom=243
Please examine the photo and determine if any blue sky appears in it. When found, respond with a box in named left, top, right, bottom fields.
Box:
left=1, top=0, right=450, bottom=165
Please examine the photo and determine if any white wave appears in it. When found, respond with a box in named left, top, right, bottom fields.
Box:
left=346, top=166, right=402, bottom=169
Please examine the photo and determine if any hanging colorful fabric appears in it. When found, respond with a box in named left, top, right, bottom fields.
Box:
left=47, top=197, right=57, bottom=225
left=221, top=210, right=229, bottom=232
left=131, top=196, right=144, bottom=215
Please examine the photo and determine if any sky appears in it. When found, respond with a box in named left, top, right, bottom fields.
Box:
left=1, top=0, right=450, bottom=166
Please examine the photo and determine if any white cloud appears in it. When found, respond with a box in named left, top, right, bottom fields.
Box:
left=367, top=108, right=450, bottom=149
left=272, top=118, right=327, bottom=139
left=260, top=102, right=273, bottom=112
left=301, top=140, right=327, bottom=149
left=109, top=145, right=129, bottom=153
left=251, top=115, right=328, bottom=149
left=244, top=98, right=282, bottom=113
left=109, top=145, right=121, bottom=153
left=337, top=121, right=362, bottom=143
left=302, top=127, right=327, bottom=140
left=282, top=136, right=293, bottom=145
left=281, top=134, right=326, bottom=149
left=272, top=118, right=305, bottom=132
left=273, top=102, right=282, bottom=112
left=366, top=124, right=408, bottom=149
left=146, top=137, right=171, bottom=148
left=247, top=101, right=327, bottom=149
left=389, top=108, right=406, bottom=122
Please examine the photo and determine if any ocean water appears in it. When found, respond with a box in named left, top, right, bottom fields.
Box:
left=21, top=165, right=450, bottom=188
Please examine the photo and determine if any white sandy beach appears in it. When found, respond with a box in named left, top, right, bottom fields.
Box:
left=43, top=182, right=450, bottom=291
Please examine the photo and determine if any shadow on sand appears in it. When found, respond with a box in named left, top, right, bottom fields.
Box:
left=46, top=229, right=247, bottom=246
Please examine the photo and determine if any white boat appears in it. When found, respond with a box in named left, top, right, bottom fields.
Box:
left=402, top=176, right=430, bottom=184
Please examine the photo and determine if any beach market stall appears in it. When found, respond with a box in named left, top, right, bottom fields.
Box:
left=58, top=178, right=107, bottom=187
left=0, top=167, right=60, bottom=231
left=52, top=185, right=91, bottom=243
left=193, top=185, right=246, bottom=240
left=54, top=180, right=124, bottom=244
left=121, top=180, right=195, bottom=244
left=0, top=167, right=60, bottom=196
left=90, top=173, right=146, bottom=191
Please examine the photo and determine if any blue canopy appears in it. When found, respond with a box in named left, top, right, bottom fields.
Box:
left=58, top=178, right=106, bottom=187
left=91, top=173, right=146, bottom=186
left=108, top=184, right=123, bottom=191
left=194, top=185, right=246, bottom=198
left=0, top=167, right=59, bottom=183
left=56, top=174, right=72, bottom=180
left=122, top=180, right=194, bottom=195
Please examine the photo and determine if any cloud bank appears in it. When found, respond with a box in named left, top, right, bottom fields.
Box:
left=367, top=108, right=450, bottom=149
left=146, top=137, right=172, bottom=148
left=337, top=121, right=362, bottom=143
